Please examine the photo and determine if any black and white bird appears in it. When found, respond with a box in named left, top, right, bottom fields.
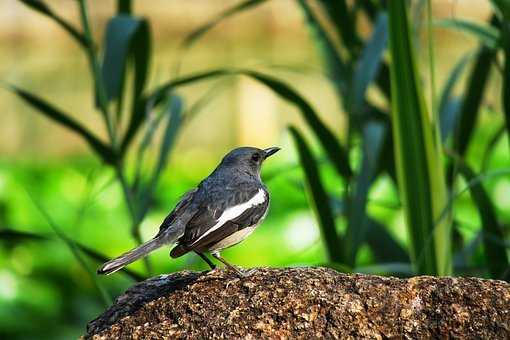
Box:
left=98, top=146, right=280, bottom=277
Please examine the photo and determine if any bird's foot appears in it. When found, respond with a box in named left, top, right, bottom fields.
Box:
left=229, top=266, right=256, bottom=278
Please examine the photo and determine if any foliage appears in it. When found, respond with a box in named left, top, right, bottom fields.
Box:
left=2, top=0, right=510, bottom=338
left=262, top=0, right=509, bottom=278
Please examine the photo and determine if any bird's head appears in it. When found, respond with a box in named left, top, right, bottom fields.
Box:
left=219, top=146, right=280, bottom=175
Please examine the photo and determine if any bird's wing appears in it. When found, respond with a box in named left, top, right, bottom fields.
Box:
left=156, top=188, right=198, bottom=238
left=179, top=184, right=267, bottom=249
left=187, top=197, right=269, bottom=251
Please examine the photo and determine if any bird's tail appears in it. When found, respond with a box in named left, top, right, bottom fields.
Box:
left=97, top=237, right=164, bottom=275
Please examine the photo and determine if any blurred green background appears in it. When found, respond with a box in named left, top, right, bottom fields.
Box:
left=1, top=0, right=509, bottom=339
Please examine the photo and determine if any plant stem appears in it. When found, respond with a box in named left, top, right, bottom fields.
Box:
left=78, top=0, right=117, bottom=150
left=426, top=0, right=438, bottom=118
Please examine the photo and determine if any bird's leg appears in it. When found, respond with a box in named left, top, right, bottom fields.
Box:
left=211, top=251, right=254, bottom=278
left=195, top=251, right=216, bottom=270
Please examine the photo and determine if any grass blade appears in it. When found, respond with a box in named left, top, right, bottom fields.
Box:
left=137, top=95, right=184, bottom=222
left=452, top=47, right=495, bottom=157
left=289, top=126, right=343, bottom=264
left=435, top=18, right=500, bottom=49
left=345, top=121, right=387, bottom=265
left=153, top=95, right=183, bottom=183
left=438, top=55, right=471, bottom=142
left=117, top=0, right=132, bottom=14
left=351, top=13, right=388, bottom=115
left=0, top=228, right=144, bottom=281
left=17, top=0, right=87, bottom=47
left=388, top=0, right=450, bottom=275
left=458, top=164, right=509, bottom=281
left=0, top=228, right=49, bottom=242
left=298, top=0, right=350, bottom=98
left=8, top=85, right=115, bottom=164
left=366, top=218, right=409, bottom=263
left=26, top=191, right=112, bottom=306
left=182, top=0, right=267, bottom=49
left=318, top=0, right=360, bottom=52
left=102, top=16, right=151, bottom=103
left=502, top=25, right=510, bottom=151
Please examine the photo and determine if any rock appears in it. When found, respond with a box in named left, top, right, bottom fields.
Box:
left=84, top=267, right=510, bottom=339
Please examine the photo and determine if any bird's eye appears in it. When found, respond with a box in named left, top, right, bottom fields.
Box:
left=252, top=153, right=261, bottom=162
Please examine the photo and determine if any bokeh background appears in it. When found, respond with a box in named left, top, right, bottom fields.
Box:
left=1, top=1, right=508, bottom=339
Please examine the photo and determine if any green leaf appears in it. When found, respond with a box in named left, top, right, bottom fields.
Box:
left=491, top=0, right=510, bottom=21
left=435, top=18, right=500, bottom=48
left=117, top=0, right=132, bottom=14
left=137, top=95, right=184, bottom=221
left=438, top=54, right=471, bottom=142
left=8, top=85, right=115, bottom=164
left=0, top=228, right=49, bottom=243
left=318, top=0, right=360, bottom=52
left=17, top=0, right=88, bottom=47
left=345, top=121, right=387, bottom=265
left=143, top=69, right=353, bottom=179
left=182, top=0, right=267, bottom=49
left=458, top=164, right=509, bottom=281
left=351, top=13, right=388, bottom=114
left=298, top=0, right=350, bottom=98
left=502, top=24, right=510, bottom=151
left=26, top=192, right=112, bottom=305
left=153, top=95, right=183, bottom=182
left=102, top=15, right=151, bottom=103
left=289, top=126, right=343, bottom=263
left=366, top=218, right=409, bottom=263
left=388, top=0, right=450, bottom=275
left=452, top=46, right=495, bottom=157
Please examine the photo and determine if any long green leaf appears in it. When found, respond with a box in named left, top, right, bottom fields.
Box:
left=17, top=0, right=87, bottom=47
left=137, top=95, right=184, bottom=223
left=182, top=0, right=267, bottom=49
left=0, top=228, right=49, bottom=242
left=117, top=0, right=132, bottom=14
left=458, top=164, right=509, bottom=281
left=26, top=192, right=111, bottom=305
left=289, top=126, right=343, bottom=263
left=140, top=69, right=352, bottom=179
left=366, top=218, right=409, bottom=263
left=436, top=18, right=500, bottom=49
left=452, top=47, right=495, bottom=157
left=502, top=24, right=510, bottom=151
left=318, top=0, right=360, bottom=52
left=298, top=0, right=350, bottom=98
left=388, top=0, right=450, bottom=275
left=344, top=121, right=386, bottom=265
left=102, top=15, right=151, bottom=103
left=153, top=95, right=183, bottom=183
left=351, top=13, right=388, bottom=115
left=8, top=85, right=115, bottom=164
left=438, top=55, right=471, bottom=142
left=491, top=0, right=510, bottom=21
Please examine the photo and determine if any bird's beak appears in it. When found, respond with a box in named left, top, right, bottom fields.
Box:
left=263, top=147, right=281, bottom=159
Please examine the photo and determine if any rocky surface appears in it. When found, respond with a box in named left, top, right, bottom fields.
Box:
left=84, top=267, right=510, bottom=339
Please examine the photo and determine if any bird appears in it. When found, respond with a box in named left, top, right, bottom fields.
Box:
left=97, top=146, right=280, bottom=277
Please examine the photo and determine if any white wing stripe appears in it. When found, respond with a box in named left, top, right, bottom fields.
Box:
left=190, top=188, right=266, bottom=246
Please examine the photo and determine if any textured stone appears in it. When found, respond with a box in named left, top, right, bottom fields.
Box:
left=84, top=267, right=510, bottom=339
